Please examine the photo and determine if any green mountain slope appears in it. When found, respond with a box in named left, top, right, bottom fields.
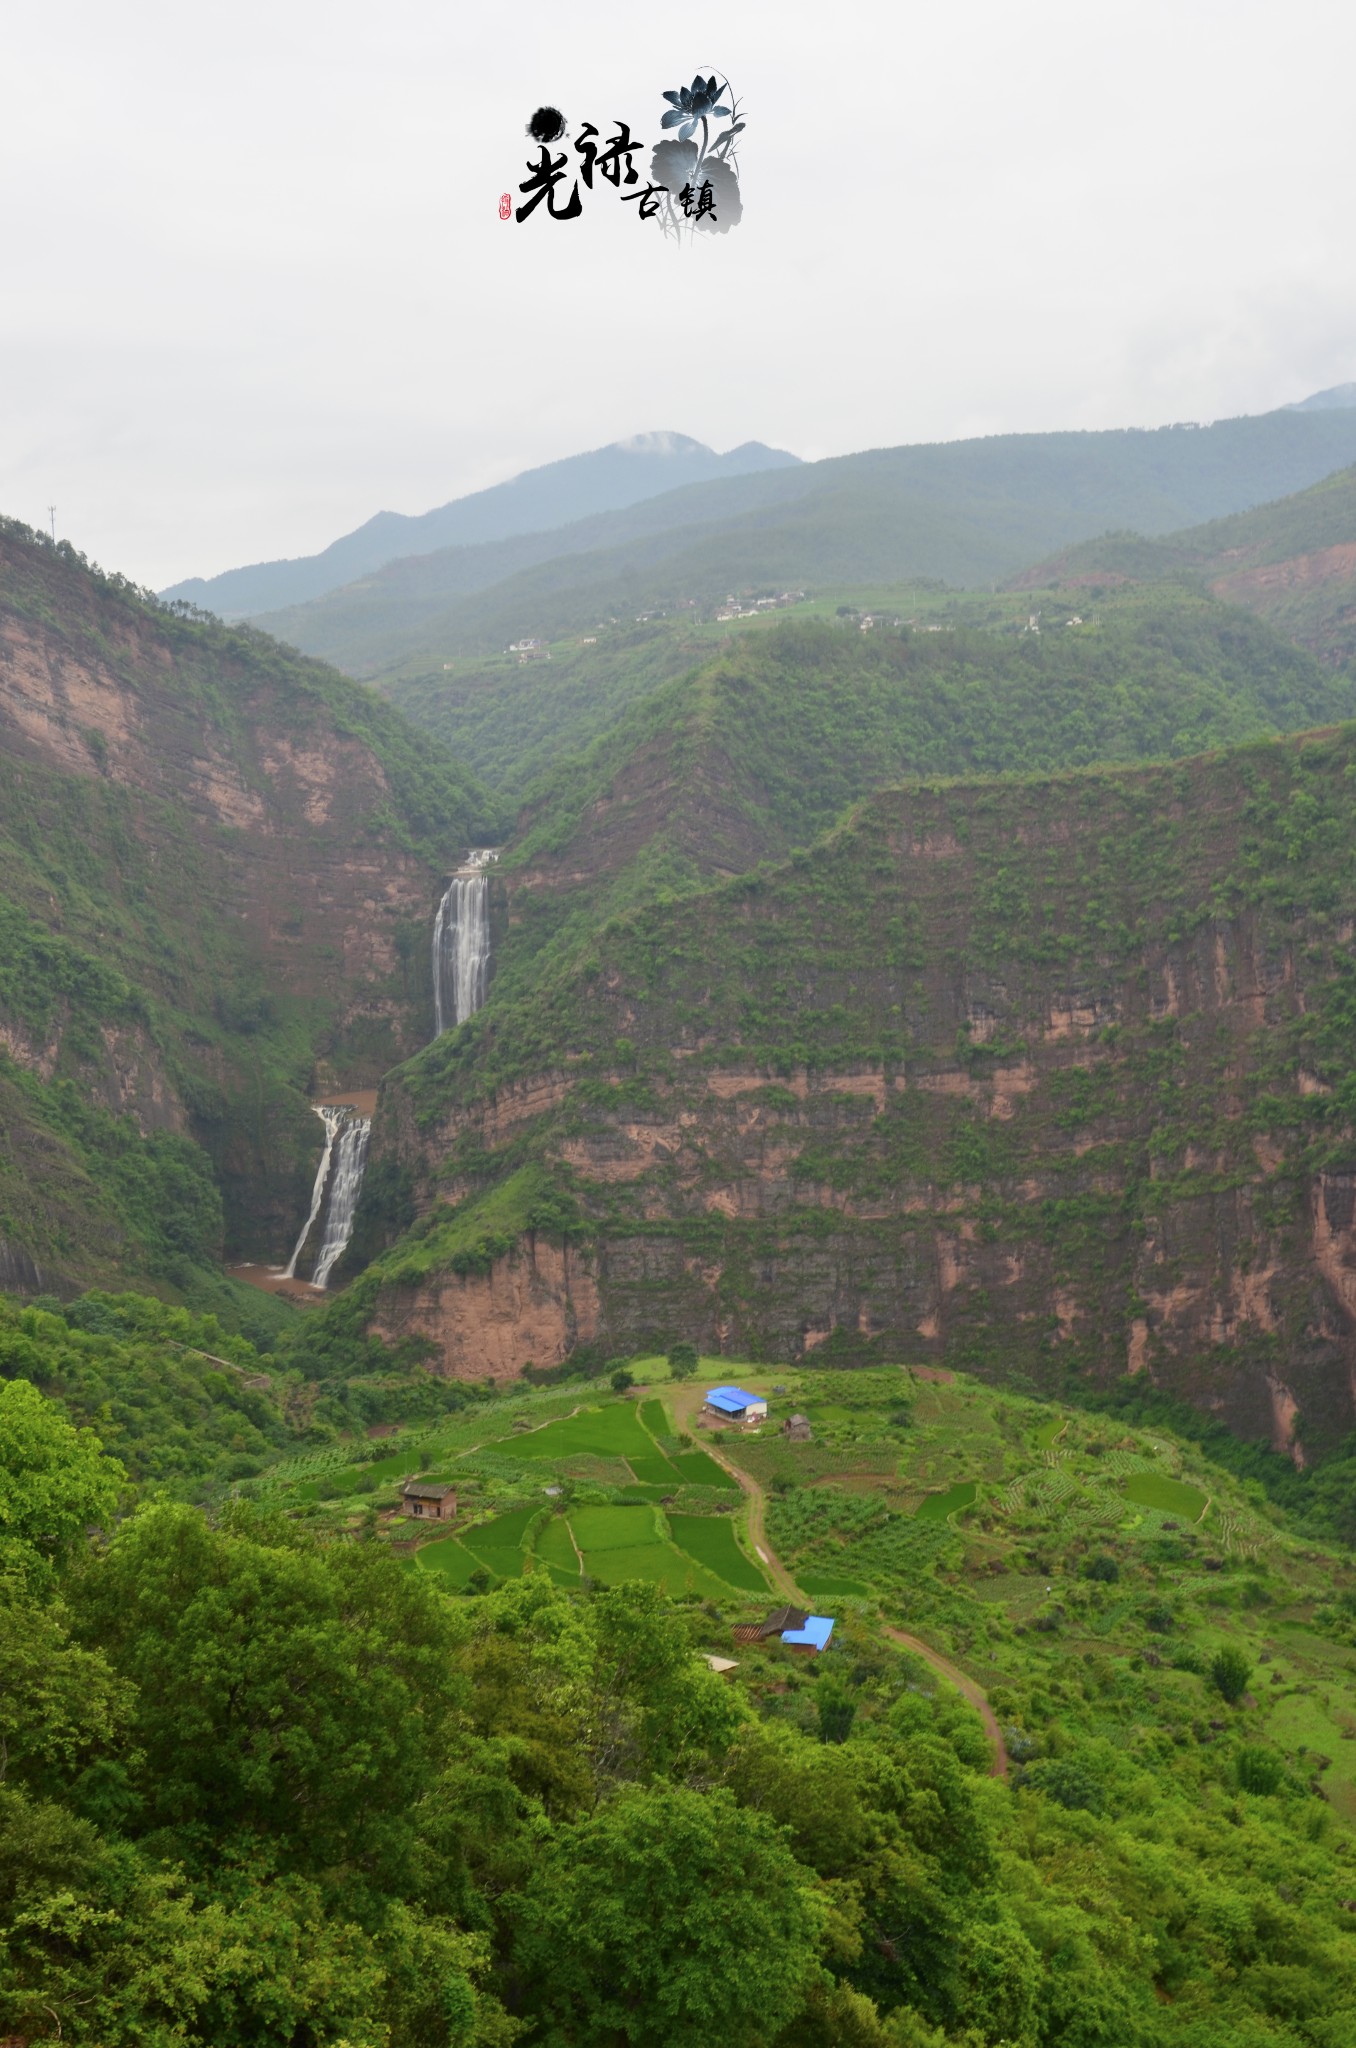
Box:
left=339, top=717, right=1356, bottom=1458
left=484, top=593, right=1355, bottom=982
left=253, top=407, right=1356, bottom=677
left=0, top=519, right=505, bottom=1297
left=1014, top=463, right=1356, bottom=668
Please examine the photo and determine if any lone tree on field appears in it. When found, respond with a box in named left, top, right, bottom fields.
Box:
left=667, top=1342, right=698, bottom=1380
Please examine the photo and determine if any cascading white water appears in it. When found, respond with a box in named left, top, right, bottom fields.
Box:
left=310, top=1116, right=372, bottom=1289
left=432, top=850, right=498, bottom=1037
left=280, top=1105, right=344, bottom=1279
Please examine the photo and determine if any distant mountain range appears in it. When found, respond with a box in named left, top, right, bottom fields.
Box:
left=160, top=434, right=801, bottom=618
left=247, top=405, right=1356, bottom=678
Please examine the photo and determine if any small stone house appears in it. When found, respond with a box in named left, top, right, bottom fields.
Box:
left=783, top=1414, right=813, bottom=1442
left=402, top=1479, right=457, bottom=1522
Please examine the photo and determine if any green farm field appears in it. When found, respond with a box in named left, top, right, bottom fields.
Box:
left=413, top=1493, right=765, bottom=1603
left=1123, top=1471, right=1209, bottom=1519
left=667, top=1513, right=769, bottom=1594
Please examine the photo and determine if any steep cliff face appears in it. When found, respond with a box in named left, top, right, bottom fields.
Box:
left=369, top=1236, right=600, bottom=1382
left=358, top=724, right=1356, bottom=1454
left=0, top=522, right=501, bottom=1286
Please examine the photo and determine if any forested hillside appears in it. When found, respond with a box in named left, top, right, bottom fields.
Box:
left=252, top=406, right=1356, bottom=677
left=0, top=520, right=504, bottom=1296
left=382, top=581, right=1354, bottom=803
left=402, top=596, right=1355, bottom=1028
left=503, top=594, right=1352, bottom=897
left=8, top=1295, right=1356, bottom=2046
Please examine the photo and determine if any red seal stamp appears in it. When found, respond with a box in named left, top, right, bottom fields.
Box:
left=498, top=192, right=512, bottom=220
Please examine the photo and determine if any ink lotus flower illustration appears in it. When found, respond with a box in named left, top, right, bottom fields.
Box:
left=660, top=75, right=731, bottom=142
left=650, top=70, right=745, bottom=238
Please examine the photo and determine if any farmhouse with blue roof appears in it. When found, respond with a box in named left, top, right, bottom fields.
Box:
left=781, top=1615, right=835, bottom=1653
left=733, top=1605, right=836, bottom=1653
left=702, top=1385, right=768, bottom=1424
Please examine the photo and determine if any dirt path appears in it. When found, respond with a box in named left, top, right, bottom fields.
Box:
left=881, top=1626, right=1009, bottom=1777
left=666, top=1381, right=1009, bottom=1778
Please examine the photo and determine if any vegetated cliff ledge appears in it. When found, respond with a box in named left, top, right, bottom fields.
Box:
left=0, top=521, right=504, bottom=1286
left=353, top=723, right=1356, bottom=1453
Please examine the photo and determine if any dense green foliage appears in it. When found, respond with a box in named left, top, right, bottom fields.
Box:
left=510, top=595, right=1350, bottom=869
left=384, top=621, right=710, bottom=794
left=0, top=1292, right=303, bottom=1488
left=384, top=583, right=1351, bottom=813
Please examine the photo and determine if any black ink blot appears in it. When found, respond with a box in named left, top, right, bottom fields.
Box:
left=528, top=106, right=566, bottom=144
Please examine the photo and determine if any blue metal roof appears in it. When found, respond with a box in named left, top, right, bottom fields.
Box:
left=781, top=1616, right=835, bottom=1650
left=705, top=1385, right=762, bottom=1412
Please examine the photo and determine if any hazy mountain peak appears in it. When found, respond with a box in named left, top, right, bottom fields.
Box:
left=613, top=430, right=709, bottom=456
left=161, top=432, right=801, bottom=618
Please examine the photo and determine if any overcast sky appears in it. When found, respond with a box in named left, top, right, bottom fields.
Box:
left=3, top=0, right=1353, bottom=589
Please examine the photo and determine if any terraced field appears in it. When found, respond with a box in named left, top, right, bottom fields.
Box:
left=413, top=1486, right=768, bottom=1602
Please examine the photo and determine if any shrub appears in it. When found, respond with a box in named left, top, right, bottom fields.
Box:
left=1210, top=1644, right=1253, bottom=1703
left=1021, top=1756, right=1106, bottom=1813
left=1237, top=1744, right=1284, bottom=1794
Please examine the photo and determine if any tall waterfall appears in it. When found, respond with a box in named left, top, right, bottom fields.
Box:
left=280, top=1103, right=372, bottom=1289
left=311, top=1115, right=372, bottom=1289
left=281, top=1105, right=343, bottom=1279
left=433, top=850, right=498, bottom=1037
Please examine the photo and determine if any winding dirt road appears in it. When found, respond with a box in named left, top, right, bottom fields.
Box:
left=664, top=1380, right=1010, bottom=1778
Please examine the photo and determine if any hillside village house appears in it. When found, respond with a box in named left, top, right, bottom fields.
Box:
left=702, top=1385, right=768, bottom=1425
left=732, top=1605, right=836, bottom=1653
left=402, top=1480, right=457, bottom=1522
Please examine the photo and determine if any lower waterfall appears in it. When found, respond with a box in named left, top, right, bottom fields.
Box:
left=280, top=1103, right=372, bottom=1289
left=281, top=1105, right=343, bottom=1279
left=311, top=1114, right=371, bottom=1288
left=433, top=849, right=498, bottom=1037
